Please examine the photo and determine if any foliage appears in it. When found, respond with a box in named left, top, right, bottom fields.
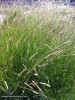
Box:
left=0, top=5, right=75, bottom=100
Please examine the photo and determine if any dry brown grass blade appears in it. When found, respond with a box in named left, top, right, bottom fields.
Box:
left=32, top=81, right=42, bottom=93
left=24, top=82, right=33, bottom=89
left=18, top=68, right=27, bottom=77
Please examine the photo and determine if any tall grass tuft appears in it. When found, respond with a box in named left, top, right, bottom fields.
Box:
left=0, top=5, right=75, bottom=100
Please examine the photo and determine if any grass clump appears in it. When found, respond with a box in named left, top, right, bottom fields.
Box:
left=0, top=5, right=75, bottom=100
